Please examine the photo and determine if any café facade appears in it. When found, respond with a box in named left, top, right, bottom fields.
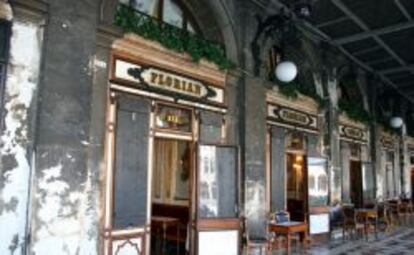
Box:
left=0, top=1, right=413, bottom=254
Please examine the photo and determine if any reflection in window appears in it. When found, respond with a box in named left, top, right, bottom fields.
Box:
left=155, top=104, right=192, bottom=132
left=120, top=0, right=199, bottom=33
left=163, top=0, right=183, bottom=28
left=307, top=157, right=328, bottom=207
left=286, top=132, right=306, bottom=151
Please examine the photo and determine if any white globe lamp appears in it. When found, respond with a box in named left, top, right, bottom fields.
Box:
left=275, top=61, right=298, bottom=83
left=390, top=117, right=403, bottom=129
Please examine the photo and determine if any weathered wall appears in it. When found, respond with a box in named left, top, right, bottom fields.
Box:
left=0, top=20, right=42, bottom=254
left=29, top=0, right=100, bottom=254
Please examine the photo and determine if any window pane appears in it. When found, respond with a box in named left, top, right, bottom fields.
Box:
left=155, top=104, right=192, bottom=132
left=307, top=157, right=328, bottom=207
left=163, top=0, right=184, bottom=28
left=198, top=146, right=237, bottom=218
left=112, top=96, right=149, bottom=229
left=121, top=0, right=159, bottom=16
left=187, top=21, right=196, bottom=34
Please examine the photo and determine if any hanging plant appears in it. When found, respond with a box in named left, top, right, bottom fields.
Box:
left=338, top=99, right=372, bottom=124
left=278, top=81, right=325, bottom=108
left=115, top=4, right=236, bottom=71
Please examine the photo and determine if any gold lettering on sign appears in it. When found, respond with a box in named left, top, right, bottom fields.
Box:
left=342, top=126, right=365, bottom=141
left=149, top=71, right=203, bottom=97
left=280, top=109, right=309, bottom=125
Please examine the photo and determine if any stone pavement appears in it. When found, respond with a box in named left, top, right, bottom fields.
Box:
left=246, top=227, right=414, bottom=255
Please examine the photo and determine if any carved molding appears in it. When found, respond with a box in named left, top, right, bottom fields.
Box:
left=266, top=88, right=319, bottom=116
left=338, top=114, right=367, bottom=130
left=112, top=33, right=227, bottom=88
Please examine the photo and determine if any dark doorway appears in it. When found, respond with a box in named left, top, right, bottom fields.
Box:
left=151, top=138, right=193, bottom=255
left=286, top=153, right=308, bottom=221
left=350, top=160, right=363, bottom=208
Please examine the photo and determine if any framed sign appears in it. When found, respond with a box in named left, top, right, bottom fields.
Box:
left=267, top=103, right=319, bottom=132
left=112, top=57, right=225, bottom=106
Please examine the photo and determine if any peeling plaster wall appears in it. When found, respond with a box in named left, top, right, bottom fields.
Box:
left=0, top=21, right=42, bottom=254
left=28, top=0, right=100, bottom=254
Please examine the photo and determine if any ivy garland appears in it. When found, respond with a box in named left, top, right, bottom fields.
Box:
left=338, top=98, right=372, bottom=124
left=278, top=81, right=325, bottom=108
left=114, top=4, right=236, bottom=70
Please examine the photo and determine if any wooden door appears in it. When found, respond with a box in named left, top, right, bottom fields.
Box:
left=104, top=94, right=151, bottom=255
left=195, top=145, right=240, bottom=255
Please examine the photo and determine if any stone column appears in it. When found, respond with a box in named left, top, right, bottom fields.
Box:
left=243, top=76, right=267, bottom=237
left=29, top=0, right=100, bottom=254
left=0, top=1, right=45, bottom=254
left=326, top=68, right=342, bottom=204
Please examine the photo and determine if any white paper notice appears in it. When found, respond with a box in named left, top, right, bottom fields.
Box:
left=309, top=214, right=330, bottom=234
left=198, top=230, right=239, bottom=255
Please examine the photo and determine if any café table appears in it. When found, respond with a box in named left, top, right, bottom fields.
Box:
left=268, top=221, right=309, bottom=254
left=151, top=216, right=180, bottom=255
left=355, top=208, right=378, bottom=240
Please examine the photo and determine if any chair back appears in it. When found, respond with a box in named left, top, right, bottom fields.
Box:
left=274, top=211, right=290, bottom=223
left=342, top=204, right=356, bottom=220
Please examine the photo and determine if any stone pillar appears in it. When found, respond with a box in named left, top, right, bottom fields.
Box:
left=327, top=69, right=342, bottom=204
left=243, top=76, right=267, bottom=237
left=29, top=0, right=100, bottom=254
left=0, top=1, right=45, bottom=253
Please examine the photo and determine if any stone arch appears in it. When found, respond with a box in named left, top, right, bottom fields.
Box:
left=99, top=0, right=239, bottom=64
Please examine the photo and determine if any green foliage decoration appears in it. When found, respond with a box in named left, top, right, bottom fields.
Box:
left=278, top=81, right=325, bottom=108
left=114, top=4, right=236, bottom=70
left=338, top=98, right=372, bottom=124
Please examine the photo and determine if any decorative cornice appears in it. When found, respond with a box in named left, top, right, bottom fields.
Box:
left=112, top=33, right=227, bottom=87
left=339, top=114, right=367, bottom=130
left=266, top=87, right=319, bottom=115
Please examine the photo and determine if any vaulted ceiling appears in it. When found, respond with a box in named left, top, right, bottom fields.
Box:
left=252, top=0, right=414, bottom=103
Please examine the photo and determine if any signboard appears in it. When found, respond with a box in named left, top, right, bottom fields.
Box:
left=198, top=231, right=238, bottom=255
left=309, top=214, right=330, bottom=234
left=380, top=135, right=395, bottom=149
left=267, top=104, right=318, bottom=132
left=112, top=58, right=225, bottom=105
left=339, top=124, right=368, bottom=143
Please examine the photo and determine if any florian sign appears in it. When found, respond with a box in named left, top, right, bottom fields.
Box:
left=267, top=104, right=318, bottom=132
left=339, top=124, right=368, bottom=143
left=112, top=58, right=225, bottom=105
left=380, top=135, right=395, bottom=149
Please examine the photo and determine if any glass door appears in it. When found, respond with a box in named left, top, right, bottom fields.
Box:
left=195, top=145, right=240, bottom=255
left=307, top=157, right=329, bottom=235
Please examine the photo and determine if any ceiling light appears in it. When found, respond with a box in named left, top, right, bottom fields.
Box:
left=275, top=61, right=298, bottom=83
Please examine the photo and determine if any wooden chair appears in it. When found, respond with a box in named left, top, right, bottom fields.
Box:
left=386, top=199, right=401, bottom=225
left=342, top=205, right=365, bottom=240
left=242, top=216, right=270, bottom=255
left=399, top=199, right=414, bottom=226
left=377, top=203, right=394, bottom=233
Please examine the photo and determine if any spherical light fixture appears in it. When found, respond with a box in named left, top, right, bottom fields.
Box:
left=390, top=117, right=403, bottom=129
left=275, top=61, right=298, bottom=83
